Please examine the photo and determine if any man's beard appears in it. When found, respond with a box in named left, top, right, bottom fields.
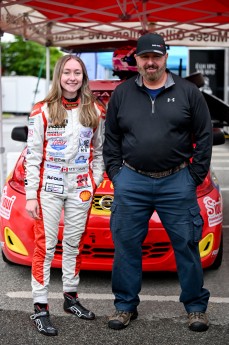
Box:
left=138, top=61, right=166, bottom=82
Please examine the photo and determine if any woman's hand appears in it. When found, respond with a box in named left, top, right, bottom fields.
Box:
left=26, top=199, right=40, bottom=219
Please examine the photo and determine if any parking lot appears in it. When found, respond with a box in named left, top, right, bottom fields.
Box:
left=0, top=117, right=229, bottom=344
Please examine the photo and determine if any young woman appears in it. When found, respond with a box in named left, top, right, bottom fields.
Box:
left=25, top=55, right=105, bottom=336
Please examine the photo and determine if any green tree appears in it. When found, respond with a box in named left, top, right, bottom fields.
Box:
left=1, top=35, right=63, bottom=78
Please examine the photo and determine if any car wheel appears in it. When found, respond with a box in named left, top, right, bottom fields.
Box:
left=210, top=234, right=223, bottom=270
left=1, top=250, right=14, bottom=265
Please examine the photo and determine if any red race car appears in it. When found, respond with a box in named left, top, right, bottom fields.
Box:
left=0, top=79, right=225, bottom=271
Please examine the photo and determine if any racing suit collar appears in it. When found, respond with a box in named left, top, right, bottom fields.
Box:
left=62, top=96, right=80, bottom=109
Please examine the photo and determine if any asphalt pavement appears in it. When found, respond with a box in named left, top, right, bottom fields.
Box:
left=0, top=117, right=229, bottom=345
left=0, top=297, right=229, bottom=345
left=0, top=239, right=229, bottom=345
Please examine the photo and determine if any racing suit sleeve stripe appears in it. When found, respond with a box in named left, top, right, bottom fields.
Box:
left=25, top=104, right=47, bottom=200
left=41, top=109, right=48, bottom=161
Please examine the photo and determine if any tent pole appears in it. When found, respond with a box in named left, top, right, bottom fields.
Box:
left=225, top=48, right=229, bottom=104
left=0, top=31, right=5, bottom=194
left=46, top=46, right=50, bottom=94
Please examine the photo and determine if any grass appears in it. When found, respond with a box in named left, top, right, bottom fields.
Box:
left=2, top=113, right=15, bottom=118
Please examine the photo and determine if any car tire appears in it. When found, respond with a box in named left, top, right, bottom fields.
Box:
left=210, top=234, right=223, bottom=270
left=1, top=250, right=14, bottom=265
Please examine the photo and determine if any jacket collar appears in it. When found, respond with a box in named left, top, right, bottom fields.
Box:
left=135, top=69, right=175, bottom=89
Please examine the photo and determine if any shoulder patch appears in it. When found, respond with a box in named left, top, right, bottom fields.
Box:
left=30, top=102, right=44, bottom=117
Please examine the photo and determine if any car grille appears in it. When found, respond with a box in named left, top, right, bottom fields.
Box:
left=92, top=194, right=113, bottom=211
left=54, top=241, right=171, bottom=259
left=92, top=195, right=103, bottom=210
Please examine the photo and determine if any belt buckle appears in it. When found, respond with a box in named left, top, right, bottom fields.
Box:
left=148, top=171, right=164, bottom=178
left=149, top=167, right=174, bottom=178
left=125, top=161, right=187, bottom=179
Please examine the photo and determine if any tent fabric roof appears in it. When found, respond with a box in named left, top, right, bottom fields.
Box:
left=1, top=0, right=229, bottom=50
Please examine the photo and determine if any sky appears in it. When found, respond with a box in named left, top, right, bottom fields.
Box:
left=1, top=33, right=15, bottom=42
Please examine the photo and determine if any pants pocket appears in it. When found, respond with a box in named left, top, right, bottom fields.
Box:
left=189, top=205, right=204, bottom=243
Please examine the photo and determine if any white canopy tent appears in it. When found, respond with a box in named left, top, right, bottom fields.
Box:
left=1, top=1, right=229, bottom=48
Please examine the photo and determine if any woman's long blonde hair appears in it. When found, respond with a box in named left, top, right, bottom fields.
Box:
left=41, top=54, right=99, bottom=128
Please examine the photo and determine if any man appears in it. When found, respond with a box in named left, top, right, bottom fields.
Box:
left=103, top=33, right=212, bottom=332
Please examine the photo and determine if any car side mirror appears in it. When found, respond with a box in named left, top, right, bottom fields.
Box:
left=11, top=126, right=28, bottom=142
left=184, top=72, right=205, bottom=88
left=213, top=128, right=225, bottom=146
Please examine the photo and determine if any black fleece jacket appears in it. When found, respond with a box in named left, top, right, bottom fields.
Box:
left=103, top=71, right=213, bottom=185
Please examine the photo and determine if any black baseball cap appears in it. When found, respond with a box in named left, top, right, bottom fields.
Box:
left=136, top=33, right=166, bottom=56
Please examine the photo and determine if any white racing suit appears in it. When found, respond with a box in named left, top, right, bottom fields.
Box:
left=25, top=98, right=105, bottom=304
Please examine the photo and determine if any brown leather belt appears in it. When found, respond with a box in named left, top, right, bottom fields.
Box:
left=124, top=161, right=188, bottom=178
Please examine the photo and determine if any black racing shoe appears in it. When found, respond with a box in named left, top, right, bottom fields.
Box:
left=188, top=312, right=209, bottom=332
left=108, top=310, right=138, bottom=330
left=63, top=292, right=95, bottom=320
left=30, top=305, right=58, bottom=336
